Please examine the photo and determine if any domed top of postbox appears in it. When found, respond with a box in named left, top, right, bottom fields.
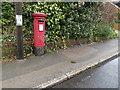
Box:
left=32, top=13, right=47, bottom=17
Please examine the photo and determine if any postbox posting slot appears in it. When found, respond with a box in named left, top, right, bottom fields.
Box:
left=38, top=20, right=44, bottom=22
left=38, top=18, right=44, bottom=22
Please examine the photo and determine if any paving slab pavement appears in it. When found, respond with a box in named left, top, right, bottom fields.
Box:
left=2, top=36, right=119, bottom=88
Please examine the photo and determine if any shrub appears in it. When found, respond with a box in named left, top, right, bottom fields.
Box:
left=95, top=24, right=118, bottom=38
left=115, top=11, right=120, bottom=23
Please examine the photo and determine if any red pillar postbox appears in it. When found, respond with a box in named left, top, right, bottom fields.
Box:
left=32, top=13, right=47, bottom=56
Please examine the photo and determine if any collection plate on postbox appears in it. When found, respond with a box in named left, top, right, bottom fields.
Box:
left=39, top=24, right=43, bottom=31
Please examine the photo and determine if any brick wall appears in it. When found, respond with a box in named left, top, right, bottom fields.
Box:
left=100, top=2, right=120, bottom=22
left=100, top=2, right=120, bottom=30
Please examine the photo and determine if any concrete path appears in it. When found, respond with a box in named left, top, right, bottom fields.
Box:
left=2, top=35, right=119, bottom=88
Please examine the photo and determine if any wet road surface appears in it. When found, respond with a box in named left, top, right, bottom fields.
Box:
left=53, top=57, right=118, bottom=88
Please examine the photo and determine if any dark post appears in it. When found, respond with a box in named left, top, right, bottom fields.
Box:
left=15, top=2, right=24, bottom=59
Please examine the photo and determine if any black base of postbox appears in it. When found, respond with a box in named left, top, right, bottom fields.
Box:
left=34, top=47, right=45, bottom=56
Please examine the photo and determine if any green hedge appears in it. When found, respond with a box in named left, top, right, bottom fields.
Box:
left=1, top=2, right=118, bottom=59
left=115, top=11, right=120, bottom=23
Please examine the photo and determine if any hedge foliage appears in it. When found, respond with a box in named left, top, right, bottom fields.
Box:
left=1, top=2, right=117, bottom=59
left=116, top=11, right=120, bottom=23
